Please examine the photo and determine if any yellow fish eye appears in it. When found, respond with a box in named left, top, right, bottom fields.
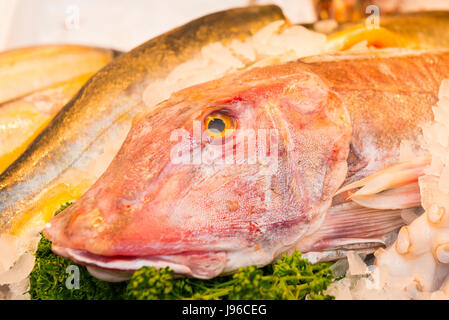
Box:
left=204, top=112, right=235, bottom=139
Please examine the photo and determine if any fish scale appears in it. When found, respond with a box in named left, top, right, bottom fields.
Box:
left=46, top=49, right=449, bottom=280
left=0, top=5, right=285, bottom=236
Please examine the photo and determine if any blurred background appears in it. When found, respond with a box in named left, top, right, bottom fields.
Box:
left=0, top=0, right=448, bottom=52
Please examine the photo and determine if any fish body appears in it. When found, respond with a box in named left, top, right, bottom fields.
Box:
left=0, top=73, right=97, bottom=174
left=374, top=11, right=449, bottom=49
left=327, top=11, right=449, bottom=51
left=0, top=6, right=285, bottom=236
left=0, top=45, right=115, bottom=174
left=0, top=45, right=115, bottom=105
left=46, top=49, right=449, bottom=280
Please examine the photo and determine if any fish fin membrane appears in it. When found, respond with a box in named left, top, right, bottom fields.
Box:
left=350, top=181, right=421, bottom=210
left=302, top=158, right=429, bottom=261
left=306, top=202, right=405, bottom=254
left=336, top=156, right=430, bottom=198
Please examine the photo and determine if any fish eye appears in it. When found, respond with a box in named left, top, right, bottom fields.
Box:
left=204, top=112, right=235, bottom=139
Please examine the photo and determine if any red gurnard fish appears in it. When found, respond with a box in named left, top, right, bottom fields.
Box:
left=45, top=49, right=449, bottom=281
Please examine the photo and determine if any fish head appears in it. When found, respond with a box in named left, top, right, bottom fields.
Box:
left=45, top=63, right=352, bottom=280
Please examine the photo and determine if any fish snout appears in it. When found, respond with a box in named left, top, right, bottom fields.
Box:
left=44, top=201, right=111, bottom=255
left=44, top=200, right=233, bottom=279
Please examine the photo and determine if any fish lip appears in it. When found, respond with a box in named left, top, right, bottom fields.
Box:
left=52, top=245, right=228, bottom=280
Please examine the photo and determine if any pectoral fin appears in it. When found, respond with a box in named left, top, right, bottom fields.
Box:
left=299, top=158, right=430, bottom=262
left=309, top=202, right=404, bottom=248
left=336, top=156, right=430, bottom=197
left=350, top=182, right=421, bottom=210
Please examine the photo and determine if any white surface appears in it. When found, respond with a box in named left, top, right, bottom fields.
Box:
left=0, top=0, right=316, bottom=52
left=0, top=0, right=17, bottom=50
left=2, top=0, right=448, bottom=52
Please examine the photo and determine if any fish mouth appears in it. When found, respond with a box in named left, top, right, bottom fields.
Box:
left=52, top=245, right=228, bottom=281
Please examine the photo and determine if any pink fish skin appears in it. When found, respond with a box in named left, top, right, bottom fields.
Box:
left=46, top=50, right=449, bottom=280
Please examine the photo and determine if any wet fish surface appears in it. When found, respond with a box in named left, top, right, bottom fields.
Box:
left=0, top=5, right=285, bottom=236
left=46, top=49, right=449, bottom=280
